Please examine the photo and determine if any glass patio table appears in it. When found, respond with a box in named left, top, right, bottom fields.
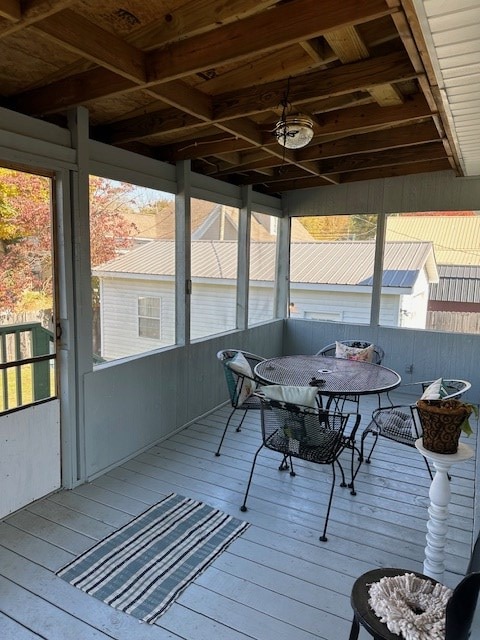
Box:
left=254, top=355, right=401, bottom=401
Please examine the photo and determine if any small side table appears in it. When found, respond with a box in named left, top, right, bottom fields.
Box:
left=415, top=438, right=474, bottom=582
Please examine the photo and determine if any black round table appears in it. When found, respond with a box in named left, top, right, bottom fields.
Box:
left=254, top=355, right=401, bottom=399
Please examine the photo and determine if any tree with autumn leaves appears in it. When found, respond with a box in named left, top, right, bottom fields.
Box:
left=298, top=213, right=377, bottom=240
left=0, top=169, right=138, bottom=316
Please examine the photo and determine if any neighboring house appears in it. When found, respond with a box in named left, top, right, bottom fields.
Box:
left=122, top=201, right=313, bottom=244
left=386, top=215, right=480, bottom=333
left=93, top=204, right=313, bottom=357
left=93, top=240, right=438, bottom=360
left=428, top=265, right=480, bottom=333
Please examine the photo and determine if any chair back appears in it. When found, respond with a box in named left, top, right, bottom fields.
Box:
left=217, top=349, right=264, bottom=408
left=259, top=397, right=355, bottom=463
left=316, top=340, right=384, bottom=365
left=441, top=379, right=471, bottom=399
left=445, top=571, right=480, bottom=640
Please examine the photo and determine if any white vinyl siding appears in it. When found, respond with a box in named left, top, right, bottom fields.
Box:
left=248, top=284, right=275, bottom=325
left=98, top=276, right=428, bottom=358
left=191, top=282, right=237, bottom=339
left=99, top=278, right=175, bottom=359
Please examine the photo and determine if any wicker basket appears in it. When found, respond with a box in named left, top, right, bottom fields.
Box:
left=416, top=399, right=472, bottom=454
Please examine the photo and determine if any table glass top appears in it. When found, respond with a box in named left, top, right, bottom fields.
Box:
left=255, top=355, right=401, bottom=396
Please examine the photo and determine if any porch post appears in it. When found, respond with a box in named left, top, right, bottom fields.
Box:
left=66, top=106, right=92, bottom=486
left=176, top=160, right=191, bottom=345
left=274, top=207, right=290, bottom=319
left=237, top=185, right=252, bottom=330
left=370, top=213, right=386, bottom=326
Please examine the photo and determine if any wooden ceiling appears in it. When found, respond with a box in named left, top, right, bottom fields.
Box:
left=0, top=0, right=461, bottom=195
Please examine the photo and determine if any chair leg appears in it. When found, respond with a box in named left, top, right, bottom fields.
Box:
left=235, top=408, right=248, bottom=433
left=240, top=443, right=264, bottom=512
left=320, top=463, right=336, bottom=542
left=361, top=428, right=379, bottom=464
left=288, top=455, right=295, bottom=476
left=348, top=443, right=360, bottom=495
left=348, top=615, right=360, bottom=640
left=337, top=458, right=347, bottom=488
left=215, top=406, right=239, bottom=456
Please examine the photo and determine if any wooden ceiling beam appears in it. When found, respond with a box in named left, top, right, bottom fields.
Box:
left=150, top=81, right=212, bottom=121
left=214, top=156, right=285, bottom=176
left=202, top=121, right=442, bottom=175
left=0, top=0, right=20, bottom=21
left=300, top=93, right=433, bottom=140
left=324, top=23, right=405, bottom=108
left=236, top=141, right=445, bottom=185
left=0, top=0, right=74, bottom=36
left=96, top=109, right=204, bottom=145
left=213, top=50, right=418, bottom=120
left=160, top=137, right=255, bottom=162
left=368, top=83, right=404, bottom=106
left=128, top=0, right=279, bottom=51
left=95, top=53, right=416, bottom=147
left=324, top=25, right=369, bottom=62
left=258, top=101, right=431, bottom=149
left=261, top=158, right=452, bottom=193
left=297, top=120, right=440, bottom=161
left=34, top=8, right=146, bottom=82
left=197, top=44, right=334, bottom=96
left=339, top=158, right=452, bottom=183
left=13, top=68, right=137, bottom=115
left=316, top=141, right=446, bottom=175
left=147, top=0, right=396, bottom=82
left=299, top=38, right=332, bottom=63
left=12, top=4, right=395, bottom=123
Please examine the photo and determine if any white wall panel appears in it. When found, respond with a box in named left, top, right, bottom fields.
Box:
left=286, top=171, right=480, bottom=216
left=0, top=401, right=61, bottom=519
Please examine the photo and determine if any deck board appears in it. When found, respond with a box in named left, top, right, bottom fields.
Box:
left=0, top=393, right=477, bottom=639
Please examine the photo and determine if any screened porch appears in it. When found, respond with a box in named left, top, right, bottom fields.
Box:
left=1, top=379, right=478, bottom=640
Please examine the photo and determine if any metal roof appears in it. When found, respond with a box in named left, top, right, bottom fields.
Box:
left=386, top=215, right=480, bottom=265
left=430, top=264, right=480, bottom=302
left=94, top=240, right=437, bottom=289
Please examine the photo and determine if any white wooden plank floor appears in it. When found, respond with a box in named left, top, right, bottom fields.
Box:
left=0, top=392, right=478, bottom=640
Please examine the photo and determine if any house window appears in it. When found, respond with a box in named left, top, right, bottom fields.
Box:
left=138, top=297, right=161, bottom=339
left=304, top=311, right=342, bottom=321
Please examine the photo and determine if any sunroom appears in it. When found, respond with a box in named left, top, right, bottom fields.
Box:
left=1, top=1, right=480, bottom=638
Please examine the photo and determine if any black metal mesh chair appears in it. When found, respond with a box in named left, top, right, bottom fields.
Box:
left=240, top=396, right=361, bottom=541
left=316, top=340, right=385, bottom=365
left=315, top=340, right=385, bottom=412
left=359, top=379, right=471, bottom=479
left=215, top=349, right=265, bottom=457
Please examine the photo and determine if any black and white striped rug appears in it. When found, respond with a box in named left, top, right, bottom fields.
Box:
left=56, top=493, right=250, bottom=623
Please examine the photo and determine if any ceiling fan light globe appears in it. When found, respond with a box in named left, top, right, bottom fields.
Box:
left=274, top=115, right=314, bottom=149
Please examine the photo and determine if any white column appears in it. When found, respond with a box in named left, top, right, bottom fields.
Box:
left=415, top=439, right=474, bottom=582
